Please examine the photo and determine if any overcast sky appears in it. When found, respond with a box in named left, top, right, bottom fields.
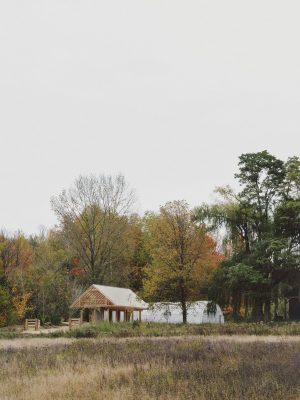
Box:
left=0, top=1, right=299, bottom=234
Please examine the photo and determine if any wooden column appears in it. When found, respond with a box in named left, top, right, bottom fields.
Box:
left=139, top=310, right=142, bottom=322
left=109, top=309, right=113, bottom=322
left=80, top=309, right=83, bottom=324
left=100, top=308, right=104, bottom=321
left=116, top=310, right=120, bottom=322
left=93, top=309, right=96, bottom=323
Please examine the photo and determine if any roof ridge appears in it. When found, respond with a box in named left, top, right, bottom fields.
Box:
left=93, top=284, right=133, bottom=291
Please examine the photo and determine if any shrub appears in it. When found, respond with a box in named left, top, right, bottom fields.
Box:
left=0, top=286, right=15, bottom=327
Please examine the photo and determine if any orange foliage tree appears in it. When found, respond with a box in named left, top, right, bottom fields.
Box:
left=11, top=287, right=32, bottom=321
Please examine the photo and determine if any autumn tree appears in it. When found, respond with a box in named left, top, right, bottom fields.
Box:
left=0, top=232, right=34, bottom=322
left=51, top=174, right=135, bottom=285
left=125, top=215, right=150, bottom=292
left=26, top=230, right=74, bottom=323
left=0, top=287, right=14, bottom=327
left=143, top=201, right=222, bottom=323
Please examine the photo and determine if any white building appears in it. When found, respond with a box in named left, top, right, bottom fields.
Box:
left=142, top=301, right=224, bottom=324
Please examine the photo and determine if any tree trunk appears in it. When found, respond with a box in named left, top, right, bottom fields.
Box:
left=264, top=299, right=271, bottom=322
left=284, top=298, right=288, bottom=320
left=244, top=296, right=249, bottom=321
left=232, top=292, right=241, bottom=321
left=274, top=292, right=278, bottom=318
left=179, top=279, right=187, bottom=323
left=182, top=301, right=187, bottom=323
left=252, top=298, right=264, bottom=322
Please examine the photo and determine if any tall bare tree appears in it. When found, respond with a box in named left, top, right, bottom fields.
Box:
left=51, top=174, right=135, bottom=284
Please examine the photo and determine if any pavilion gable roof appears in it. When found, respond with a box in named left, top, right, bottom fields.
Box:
left=93, top=285, right=148, bottom=309
left=70, top=284, right=148, bottom=310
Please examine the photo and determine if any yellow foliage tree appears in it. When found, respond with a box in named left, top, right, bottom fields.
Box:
left=11, top=287, right=32, bottom=320
left=143, top=200, right=222, bottom=323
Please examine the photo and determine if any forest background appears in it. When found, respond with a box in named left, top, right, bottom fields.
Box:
left=1, top=150, right=300, bottom=325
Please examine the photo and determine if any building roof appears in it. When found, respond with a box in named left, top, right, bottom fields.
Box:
left=71, top=284, right=148, bottom=309
left=92, top=285, right=148, bottom=309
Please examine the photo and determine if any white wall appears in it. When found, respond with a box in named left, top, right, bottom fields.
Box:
left=142, top=302, right=224, bottom=324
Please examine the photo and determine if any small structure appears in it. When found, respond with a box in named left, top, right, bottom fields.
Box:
left=142, top=301, right=224, bottom=324
left=69, top=317, right=81, bottom=330
left=70, top=284, right=148, bottom=323
left=24, top=319, right=40, bottom=331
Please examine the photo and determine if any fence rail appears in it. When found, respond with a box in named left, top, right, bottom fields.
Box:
left=24, top=319, right=40, bottom=331
left=69, top=318, right=81, bottom=330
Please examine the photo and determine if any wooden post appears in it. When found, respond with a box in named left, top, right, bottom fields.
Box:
left=80, top=309, right=83, bottom=324
left=69, top=318, right=81, bottom=330
left=24, top=319, right=40, bottom=331
left=109, top=309, right=113, bottom=322
left=139, top=310, right=142, bottom=322
left=104, top=309, right=108, bottom=321
left=100, top=308, right=104, bottom=321
left=93, top=309, right=96, bottom=323
left=116, top=310, right=120, bottom=322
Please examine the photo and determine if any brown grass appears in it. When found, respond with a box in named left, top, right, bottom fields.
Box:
left=1, top=337, right=300, bottom=399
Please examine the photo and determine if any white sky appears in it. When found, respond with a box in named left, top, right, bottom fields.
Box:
left=0, top=1, right=299, bottom=234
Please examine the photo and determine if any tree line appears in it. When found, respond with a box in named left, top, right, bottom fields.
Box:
left=0, top=175, right=220, bottom=325
left=0, top=150, right=299, bottom=325
left=195, top=151, right=300, bottom=322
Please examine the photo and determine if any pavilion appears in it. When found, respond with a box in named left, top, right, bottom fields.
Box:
left=70, top=284, right=148, bottom=323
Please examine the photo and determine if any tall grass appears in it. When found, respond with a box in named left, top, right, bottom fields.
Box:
left=1, top=337, right=300, bottom=399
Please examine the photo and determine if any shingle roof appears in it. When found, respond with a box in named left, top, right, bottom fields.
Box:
left=92, top=284, right=148, bottom=309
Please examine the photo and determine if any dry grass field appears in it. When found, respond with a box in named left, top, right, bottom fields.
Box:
left=1, top=336, right=300, bottom=400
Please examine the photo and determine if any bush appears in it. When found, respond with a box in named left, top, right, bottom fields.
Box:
left=50, top=315, right=62, bottom=325
left=0, top=286, right=15, bottom=327
left=132, top=320, right=140, bottom=329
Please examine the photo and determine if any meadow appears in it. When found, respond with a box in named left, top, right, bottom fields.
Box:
left=3, top=321, right=300, bottom=339
left=1, top=336, right=300, bottom=399
left=61, top=320, right=300, bottom=338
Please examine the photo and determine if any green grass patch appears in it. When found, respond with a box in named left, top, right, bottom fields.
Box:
left=2, top=321, right=300, bottom=340
left=46, top=321, right=300, bottom=339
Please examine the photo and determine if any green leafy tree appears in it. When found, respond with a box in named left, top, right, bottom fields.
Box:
left=195, top=151, right=300, bottom=321
left=0, top=286, right=15, bottom=327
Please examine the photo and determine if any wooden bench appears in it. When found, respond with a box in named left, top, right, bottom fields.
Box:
left=24, top=319, right=40, bottom=331
left=69, top=318, right=81, bottom=330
